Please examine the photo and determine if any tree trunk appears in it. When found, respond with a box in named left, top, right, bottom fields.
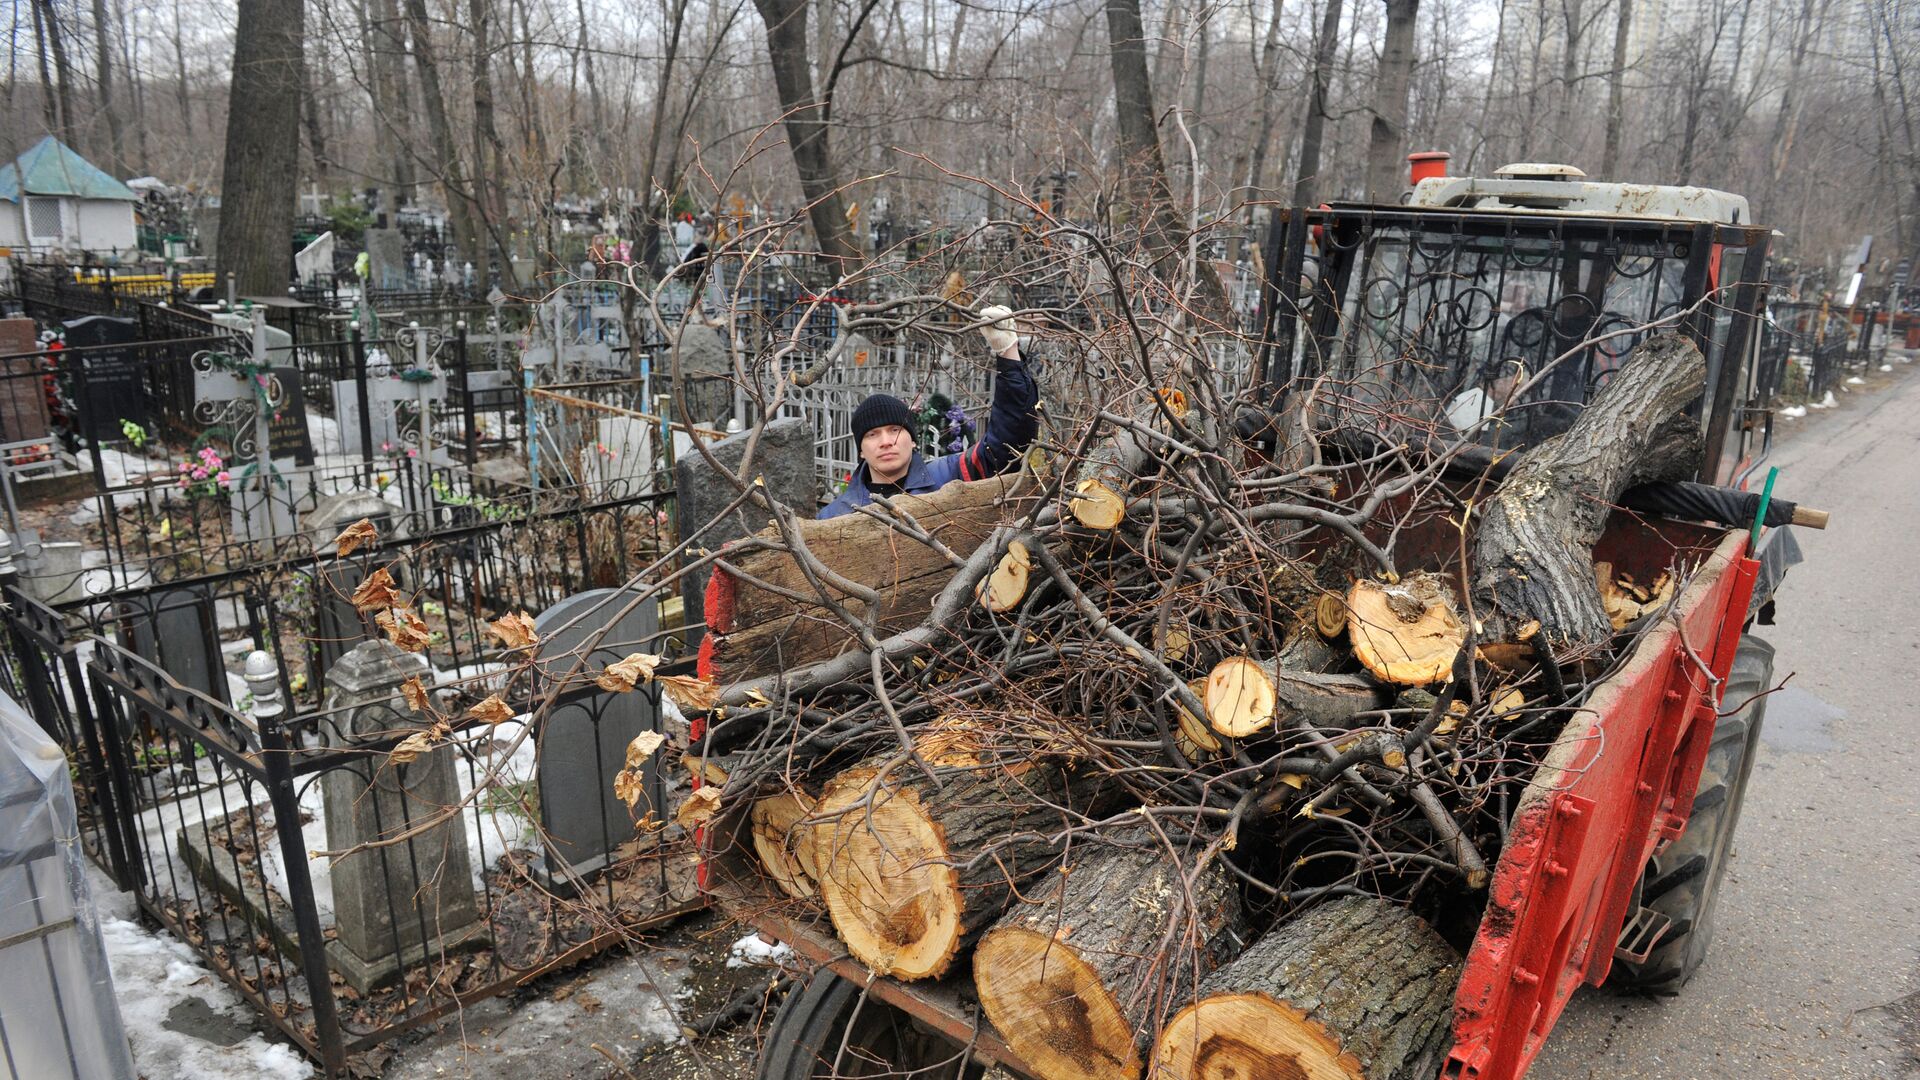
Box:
left=36, top=0, right=77, bottom=148
left=1294, top=0, right=1345, bottom=206
left=1151, top=896, right=1459, bottom=1080
left=470, top=0, right=514, bottom=287
left=401, top=0, right=476, bottom=267
left=974, top=838, right=1244, bottom=1080
left=300, top=53, right=330, bottom=186
left=90, top=0, right=125, bottom=169
left=813, top=759, right=1090, bottom=980
left=31, top=0, right=58, bottom=141
left=1238, top=0, right=1286, bottom=212
left=1105, top=0, right=1175, bottom=214
left=574, top=0, right=608, bottom=169
left=216, top=0, right=303, bottom=295
left=1602, top=0, right=1632, bottom=177
left=1471, top=333, right=1706, bottom=650
left=750, top=787, right=821, bottom=900
left=370, top=0, right=417, bottom=198
left=1363, top=0, right=1420, bottom=202
left=751, top=0, right=860, bottom=264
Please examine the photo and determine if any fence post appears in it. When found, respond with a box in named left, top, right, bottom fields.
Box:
left=457, top=320, right=476, bottom=468
left=351, top=324, right=374, bottom=485
left=256, top=714, right=349, bottom=1074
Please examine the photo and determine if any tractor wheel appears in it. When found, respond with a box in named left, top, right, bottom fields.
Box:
left=1611, top=634, right=1774, bottom=993
left=756, top=968, right=987, bottom=1080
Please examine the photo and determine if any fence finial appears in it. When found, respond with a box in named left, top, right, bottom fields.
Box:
left=243, top=650, right=283, bottom=723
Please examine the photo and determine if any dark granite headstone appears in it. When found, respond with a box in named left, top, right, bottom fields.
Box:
left=672, top=416, right=818, bottom=641
left=119, top=585, right=228, bottom=705
left=530, top=588, right=662, bottom=885
left=61, top=316, right=144, bottom=442
left=265, top=366, right=314, bottom=465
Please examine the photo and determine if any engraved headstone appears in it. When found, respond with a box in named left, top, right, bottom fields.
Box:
left=319, top=640, right=483, bottom=991
left=673, top=417, right=818, bottom=641
left=530, top=588, right=662, bottom=886
left=119, top=585, right=228, bottom=705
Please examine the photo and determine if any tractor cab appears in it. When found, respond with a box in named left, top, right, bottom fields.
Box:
left=1255, top=161, right=1777, bottom=487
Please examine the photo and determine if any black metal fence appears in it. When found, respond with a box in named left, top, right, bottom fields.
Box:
left=0, top=477, right=698, bottom=1075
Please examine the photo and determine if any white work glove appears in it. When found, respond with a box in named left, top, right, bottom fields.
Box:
left=978, top=305, right=1020, bottom=359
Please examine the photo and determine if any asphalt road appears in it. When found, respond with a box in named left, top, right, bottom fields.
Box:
left=1533, top=365, right=1920, bottom=1079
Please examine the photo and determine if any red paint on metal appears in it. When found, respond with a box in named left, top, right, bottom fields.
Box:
left=1445, top=531, right=1761, bottom=1079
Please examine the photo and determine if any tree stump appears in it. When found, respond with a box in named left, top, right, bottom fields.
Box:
left=1151, top=896, right=1459, bottom=1080
left=1472, top=332, right=1705, bottom=650
left=812, top=760, right=1085, bottom=980
left=1202, top=657, right=1382, bottom=738
left=973, top=838, right=1243, bottom=1080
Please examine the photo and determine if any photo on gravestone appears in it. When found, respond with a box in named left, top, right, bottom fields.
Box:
left=530, top=588, right=663, bottom=888
left=117, top=585, right=230, bottom=707
left=60, top=316, right=145, bottom=442
left=263, top=366, right=314, bottom=465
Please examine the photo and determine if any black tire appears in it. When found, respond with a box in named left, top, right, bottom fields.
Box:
left=756, top=969, right=987, bottom=1080
left=1611, top=634, right=1774, bottom=993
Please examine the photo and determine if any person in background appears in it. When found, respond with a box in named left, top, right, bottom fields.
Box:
left=817, top=306, right=1039, bottom=519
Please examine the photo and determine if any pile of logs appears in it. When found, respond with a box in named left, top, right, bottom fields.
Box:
left=694, top=332, right=1722, bottom=1079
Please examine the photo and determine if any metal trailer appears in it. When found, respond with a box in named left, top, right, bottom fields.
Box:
left=700, top=162, right=1803, bottom=1080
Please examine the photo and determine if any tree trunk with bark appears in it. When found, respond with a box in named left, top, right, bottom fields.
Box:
left=401, top=0, right=477, bottom=269
left=1471, top=333, right=1706, bottom=650
left=1294, top=0, right=1346, bottom=205
left=216, top=0, right=303, bottom=296
left=1364, top=0, right=1420, bottom=202
left=35, top=0, right=77, bottom=148
left=750, top=0, right=861, bottom=264
left=1151, top=896, right=1459, bottom=1080
left=974, top=838, right=1244, bottom=1080
left=90, top=0, right=125, bottom=169
left=1602, top=0, right=1632, bottom=177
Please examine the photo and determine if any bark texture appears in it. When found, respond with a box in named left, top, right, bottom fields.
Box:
left=975, top=838, right=1243, bottom=1080
left=215, top=0, right=303, bottom=296
left=1363, top=0, right=1420, bottom=201
left=1152, top=896, right=1459, bottom=1080
left=749, top=0, right=860, bottom=263
left=1471, top=333, right=1706, bottom=650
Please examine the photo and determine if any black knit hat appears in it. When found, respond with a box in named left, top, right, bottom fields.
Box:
left=851, top=393, right=915, bottom=445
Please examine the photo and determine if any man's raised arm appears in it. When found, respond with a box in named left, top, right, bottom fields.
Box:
left=955, top=306, right=1040, bottom=481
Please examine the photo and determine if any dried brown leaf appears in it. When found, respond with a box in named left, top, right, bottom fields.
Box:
left=350, top=567, right=399, bottom=612
left=401, top=676, right=432, bottom=714
left=674, top=785, right=722, bottom=829
left=467, top=694, right=513, bottom=726
left=333, top=518, right=378, bottom=557
left=613, top=769, right=648, bottom=811
left=658, top=673, right=719, bottom=712
left=596, top=652, right=663, bottom=693
left=487, top=612, right=539, bottom=650
left=623, top=730, right=667, bottom=770
left=388, top=730, right=435, bottom=766
left=376, top=607, right=432, bottom=652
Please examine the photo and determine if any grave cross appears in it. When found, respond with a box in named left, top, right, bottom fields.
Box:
left=192, top=308, right=292, bottom=539
left=368, top=323, right=448, bottom=481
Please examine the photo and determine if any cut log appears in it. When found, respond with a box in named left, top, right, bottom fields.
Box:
left=1070, top=387, right=1186, bottom=531
left=749, top=788, right=821, bottom=900
left=812, top=760, right=1087, bottom=980
left=974, top=839, right=1243, bottom=1080
left=1202, top=657, right=1384, bottom=738
left=1472, top=332, right=1705, bottom=650
left=976, top=539, right=1034, bottom=613
left=1151, top=896, right=1460, bottom=1080
left=1345, top=574, right=1464, bottom=686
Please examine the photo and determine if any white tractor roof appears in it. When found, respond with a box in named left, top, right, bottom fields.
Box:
left=1407, top=163, right=1751, bottom=225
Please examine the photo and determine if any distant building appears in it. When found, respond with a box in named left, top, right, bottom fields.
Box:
left=0, top=136, right=138, bottom=259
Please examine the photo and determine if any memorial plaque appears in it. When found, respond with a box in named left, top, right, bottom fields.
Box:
left=61, top=316, right=144, bottom=442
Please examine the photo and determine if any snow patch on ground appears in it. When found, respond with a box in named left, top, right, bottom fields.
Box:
left=1778, top=405, right=1807, bottom=419
left=1847, top=375, right=1866, bottom=385
left=727, top=932, right=794, bottom=969
left=1881, top=364, right=1894, bottom=372
left=1809, top=391, right=1839, bottom=410
left=98, top=914, right=315, bottom=1079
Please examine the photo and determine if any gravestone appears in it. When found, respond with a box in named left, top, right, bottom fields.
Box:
left=119, top=586, right=228, bottom=705
left=320, top=641, right=483, bottom=991
left=265, top=367, right=314, bottom=465
left=61, top=316, right=144, bottom=442
left=671, top=324, right=734, bottom=428
left=307, top=488, right=399, bottom=548
left=0, top=317, right=51, bottom=445
left=333, top=379, right=399, bottom=458
left=674, top=417, right=817, bottom=641
left=364, top=228, right=407, bottom=290
left=463, top=368, right=516, bottom=413
left=530, top=588, right=661, bottom=887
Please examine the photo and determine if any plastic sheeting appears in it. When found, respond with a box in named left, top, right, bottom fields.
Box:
left=0, top=688, right=136, bottom=1080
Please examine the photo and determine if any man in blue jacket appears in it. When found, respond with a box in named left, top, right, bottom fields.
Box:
left=817, top=306, right=1039, bottom=519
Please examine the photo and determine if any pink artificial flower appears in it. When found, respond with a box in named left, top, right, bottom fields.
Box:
left=190, top=467, right=207, bottom=480
left=215, top=471, right=230, bottom=484
left=406, top=448, right=418, bottom=458
left=178, top=462, right=191, bottom=472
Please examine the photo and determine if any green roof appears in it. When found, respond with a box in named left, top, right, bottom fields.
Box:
left=0, top=136, right=137, bottom=202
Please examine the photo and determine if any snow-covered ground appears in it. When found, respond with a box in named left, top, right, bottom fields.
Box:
left=86, top=866, right=315, bottom=1080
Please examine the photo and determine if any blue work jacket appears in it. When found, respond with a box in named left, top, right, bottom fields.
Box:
left=818, top=353, right=1039, bottom=519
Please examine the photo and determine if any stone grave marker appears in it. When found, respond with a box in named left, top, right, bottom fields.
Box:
left=581, top=416, right=656, bottom=496
left=531, top=588, right=662, bottom=886
left=60, top=315, right=144, bottom=443
left=119, top=585, right=229, bottom=705
left=332, top=379, right=399, bottom=457
left=320, top=640, right=483, bottom=991
left=674, top=416, right=817, bottom=641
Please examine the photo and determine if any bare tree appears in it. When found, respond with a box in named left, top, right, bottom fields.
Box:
left=1364, top=0, right=1420, bottom=200
left=750, top=0, right=860, bottom=263
left=1295, top=0, right=1346, bottom=205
